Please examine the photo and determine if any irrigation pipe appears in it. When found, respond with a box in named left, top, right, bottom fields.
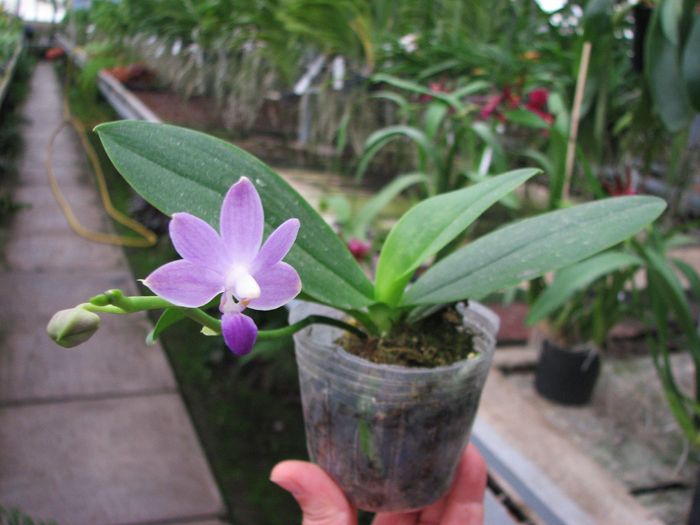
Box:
left=45, top=60, right=157, bottom=248
left=562, top=41, right=592, bottom=202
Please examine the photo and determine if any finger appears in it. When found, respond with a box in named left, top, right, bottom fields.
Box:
left=372, top=510, right=417, bottom=525
left=440, top=444, right=487, bottom=525
left=270, top=460, right=356, bottom=525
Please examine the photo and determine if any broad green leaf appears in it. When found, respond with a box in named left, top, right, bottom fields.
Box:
left=404, top=196, right=666, bottom=305
left=682, top=14, right=700, bottom=111
left=355, top=125, right=432, bottom=181
left=146, top=308, right=186, bottom=345
left=349, top=173, right=429, bottom=239
left=645, top=7, right=692, bottom=132
left=526, top=252, right=643, bottom=325
left=462, top=172, right=520, bottom=210
left=660, top=0, right=683, bottom=45
left=375, top=168, right=539, bottom=305
left=96, top=121, right=374, bottom=310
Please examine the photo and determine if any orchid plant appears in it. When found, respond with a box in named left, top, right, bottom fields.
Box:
left=48, top=121, right=666, bottom=359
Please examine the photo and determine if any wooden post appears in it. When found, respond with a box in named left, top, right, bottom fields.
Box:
left=562, top=41, right=592, bottom=202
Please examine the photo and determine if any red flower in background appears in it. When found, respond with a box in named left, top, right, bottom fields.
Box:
left=602, top=167, right=637, bottom=196
left=479, top=86, right=520, bottom=122
left=419, top=80, right=451, bottom=103
left=480, top=86, right=553, bottom=125
left=524, top=88, right=554, bottom=124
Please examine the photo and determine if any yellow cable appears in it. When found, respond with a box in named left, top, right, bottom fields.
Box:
left=45, top=59, right=157, bottom=248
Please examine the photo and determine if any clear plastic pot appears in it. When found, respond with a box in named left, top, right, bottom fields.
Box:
left=290, top=301, right=499, bottom=513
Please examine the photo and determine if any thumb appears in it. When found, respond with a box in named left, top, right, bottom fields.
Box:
left=271, top=460, right=356, bottom=525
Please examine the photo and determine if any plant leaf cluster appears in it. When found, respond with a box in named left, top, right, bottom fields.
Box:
left=96, top=120, right=665, bottom=336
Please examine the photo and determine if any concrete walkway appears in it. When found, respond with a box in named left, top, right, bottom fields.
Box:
left=0, top=63, right=225, bottom=524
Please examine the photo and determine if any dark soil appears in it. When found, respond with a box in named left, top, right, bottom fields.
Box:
left=341, top=306, right=477, bottom=367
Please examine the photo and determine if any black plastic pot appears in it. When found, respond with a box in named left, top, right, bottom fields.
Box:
left=534, top=339, right=601, bottom=405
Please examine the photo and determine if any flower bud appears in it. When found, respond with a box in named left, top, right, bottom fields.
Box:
left=47, top=307, right=101, bottom=348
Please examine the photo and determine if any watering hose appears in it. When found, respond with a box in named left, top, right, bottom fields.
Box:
left=44, top=58, right=157, bottom=248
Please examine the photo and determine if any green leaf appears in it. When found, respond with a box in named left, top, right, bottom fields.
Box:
left=521, top=148, right=554, bottom=176
left=643, top=246, right=700, bottom=360
left=660, top=0, right=683, bottom=45
left=404, top=196, right=666, bottom=305
left=349, top=173, right=429, bottom=239
left=681, top=14, right=700, bottom=111
left=645, top=6, right=693, bottom=132
left=672, top=258, right=700, bottom=301
left=370, top=73, right=467, bottom=110
left=319, top=195, right=352, bottom=226
left=418, top=59, right=459, bottom=81
left=355, top=125, right=432, bottom=181
left=96, top=121, right=375, bottom=310
left=146, top=308, right=186, bottom=345
left=424, top=101, right=449, bottom=141
left=451, top=80, right=491, bottom=99
left=503, top=108, right=550, bottom=129
left=374, top=168, right=540, bottom=305
left=371, top=90, right=409, bottom=114
left=526, top=252, right=643, bottom=325
left=471, top=122, right=505, bottom=162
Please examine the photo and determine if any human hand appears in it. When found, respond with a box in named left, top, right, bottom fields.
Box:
left=269, top=443, right=487, bottom=525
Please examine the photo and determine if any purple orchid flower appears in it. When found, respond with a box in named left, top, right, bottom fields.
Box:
left=143, top=177, right=301, bottom=355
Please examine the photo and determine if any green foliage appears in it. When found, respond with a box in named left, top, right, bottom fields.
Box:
left=0, top=506, right=57, bottom=525
left=644, top=0, right=697, bottom=132
left=526, top=251, right=643, bottom=346
left=635, top=229, right=700, bottom=447
left=403, top=197, right=665, bottom=306
left=374, top=169, right=539, bottom=305
left=0, top=12, right=21, bottom=69
left=96, top=121, right=666, bottom=337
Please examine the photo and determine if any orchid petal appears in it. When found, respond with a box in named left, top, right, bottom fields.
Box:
left=248, top=262, right=302, bottom=311
left=143, top=260, right=223, bottom=307
left=222, top=312, right=258, bottom=355
left=252, top=218, right=300, bottom=273
left=170, top=212, right=228, bottom=273
left=220, top=177, right=263, bottom=265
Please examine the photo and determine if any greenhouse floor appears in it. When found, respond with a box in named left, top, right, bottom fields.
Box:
left=0, top=62, right=225, bottom=525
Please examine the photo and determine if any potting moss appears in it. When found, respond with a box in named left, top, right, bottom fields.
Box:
left=341, top=305, right=478, bottom=367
